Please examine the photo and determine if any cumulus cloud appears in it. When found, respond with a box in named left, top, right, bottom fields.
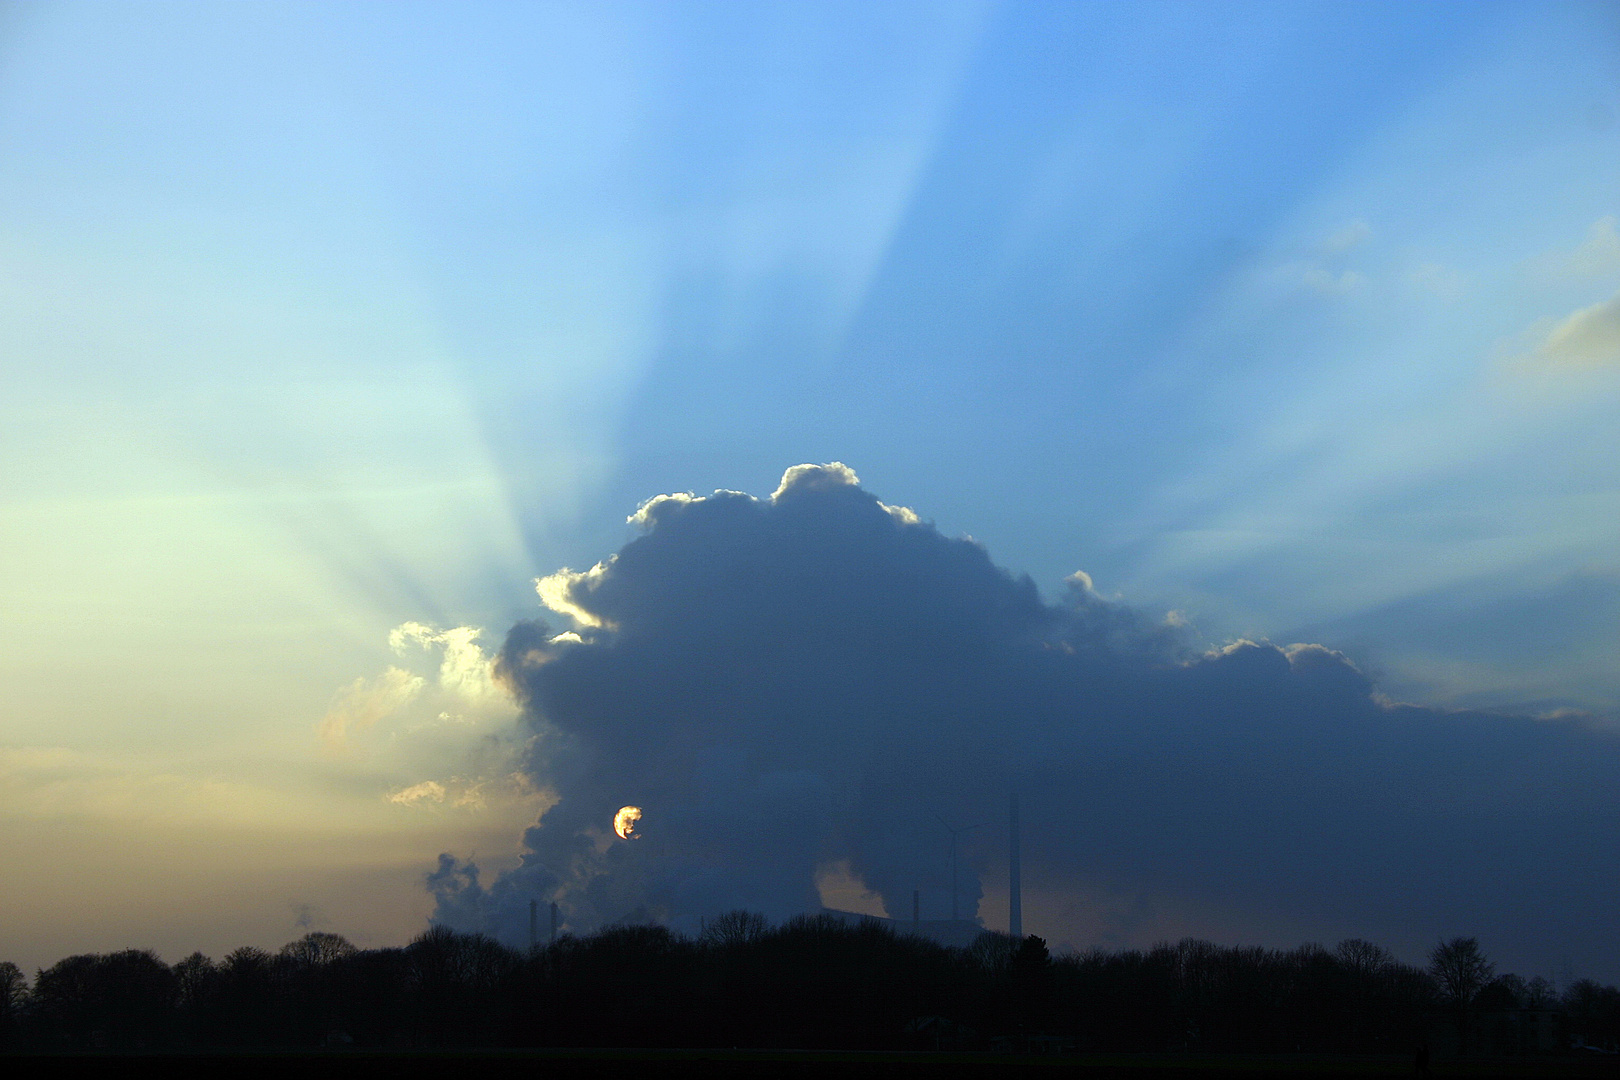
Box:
left=433, top=465, right=1620, bottom=976
left=771, top=460, right=861, bottom=499
left=389, top=622, right=506, bottom=707
left=535, top=563, right=617, bottom=630
left=322, top=623, right=537, bottom=827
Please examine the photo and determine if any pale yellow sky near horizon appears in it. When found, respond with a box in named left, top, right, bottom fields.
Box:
left=0, top=613, right=547, bottom=974
left=0, top=377, right=565, bottom=974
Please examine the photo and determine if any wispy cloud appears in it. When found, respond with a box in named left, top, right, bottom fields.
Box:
left=1517, top=289, right=1620, bottom=370
left=1528, top=214, right=1620, bottom=278
left=387, top=779, right=446, bottom=806
left=1321, top=219, right=1371, bottom=253
left=1266, top=221, right=1372, bottom=296
left=0, top=746, right=300, bottom=828
left=387, top=772, right=545, bottom=813
left=316, top=667, right=425, bottom=752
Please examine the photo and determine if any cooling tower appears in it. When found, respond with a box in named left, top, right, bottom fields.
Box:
left=1009, top=792, right=1022, bottom=938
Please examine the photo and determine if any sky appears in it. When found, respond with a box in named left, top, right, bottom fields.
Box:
left=1, top=1, right=1618, bottom=982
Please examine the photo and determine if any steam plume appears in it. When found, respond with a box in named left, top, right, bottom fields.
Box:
left=430, top=464, right=1620, bottom=977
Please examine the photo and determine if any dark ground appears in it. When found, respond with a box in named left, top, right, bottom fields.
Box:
left=7, top=1050, right=1618, bottom=1080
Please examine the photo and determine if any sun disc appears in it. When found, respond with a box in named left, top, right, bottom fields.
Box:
left=613, top=805, right=642, bottom=840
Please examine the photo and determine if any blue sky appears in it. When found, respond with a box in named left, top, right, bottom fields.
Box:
left=1, top=1, right=1617, bottom=974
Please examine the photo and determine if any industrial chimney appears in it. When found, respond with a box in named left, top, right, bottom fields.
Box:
left=1009, top=792, right=1023, bottom=938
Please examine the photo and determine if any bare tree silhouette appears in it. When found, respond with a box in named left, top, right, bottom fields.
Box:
left=1429, top=937, right=1494, bottom=1055
left=700, top=909, right=770, bottom=948
left=279, top=932, right=357, bottom=968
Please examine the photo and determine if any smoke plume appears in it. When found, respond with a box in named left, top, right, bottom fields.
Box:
left=430, top=464, right=1620, bottom=977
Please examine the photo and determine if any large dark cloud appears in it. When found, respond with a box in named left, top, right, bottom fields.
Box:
left=433, top=464, right=1620, bottom=979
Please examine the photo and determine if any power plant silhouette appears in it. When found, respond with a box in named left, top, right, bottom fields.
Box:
left=531, top=793, right=1028, bottom=947
left=820, top=792, right=1026, bottom=948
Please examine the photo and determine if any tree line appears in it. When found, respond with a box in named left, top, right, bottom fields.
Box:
left=2, top=916, right=1617, bottom=1055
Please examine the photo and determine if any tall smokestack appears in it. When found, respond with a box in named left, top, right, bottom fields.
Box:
left=1009, top=792, right=1023, bottom=938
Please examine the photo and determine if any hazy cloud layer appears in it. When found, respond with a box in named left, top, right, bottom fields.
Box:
left=435, top=465, right=1620, bottom=976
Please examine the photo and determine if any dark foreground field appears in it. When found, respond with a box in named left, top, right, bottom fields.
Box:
left=7, top=1050, right=1618, bottom=1080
